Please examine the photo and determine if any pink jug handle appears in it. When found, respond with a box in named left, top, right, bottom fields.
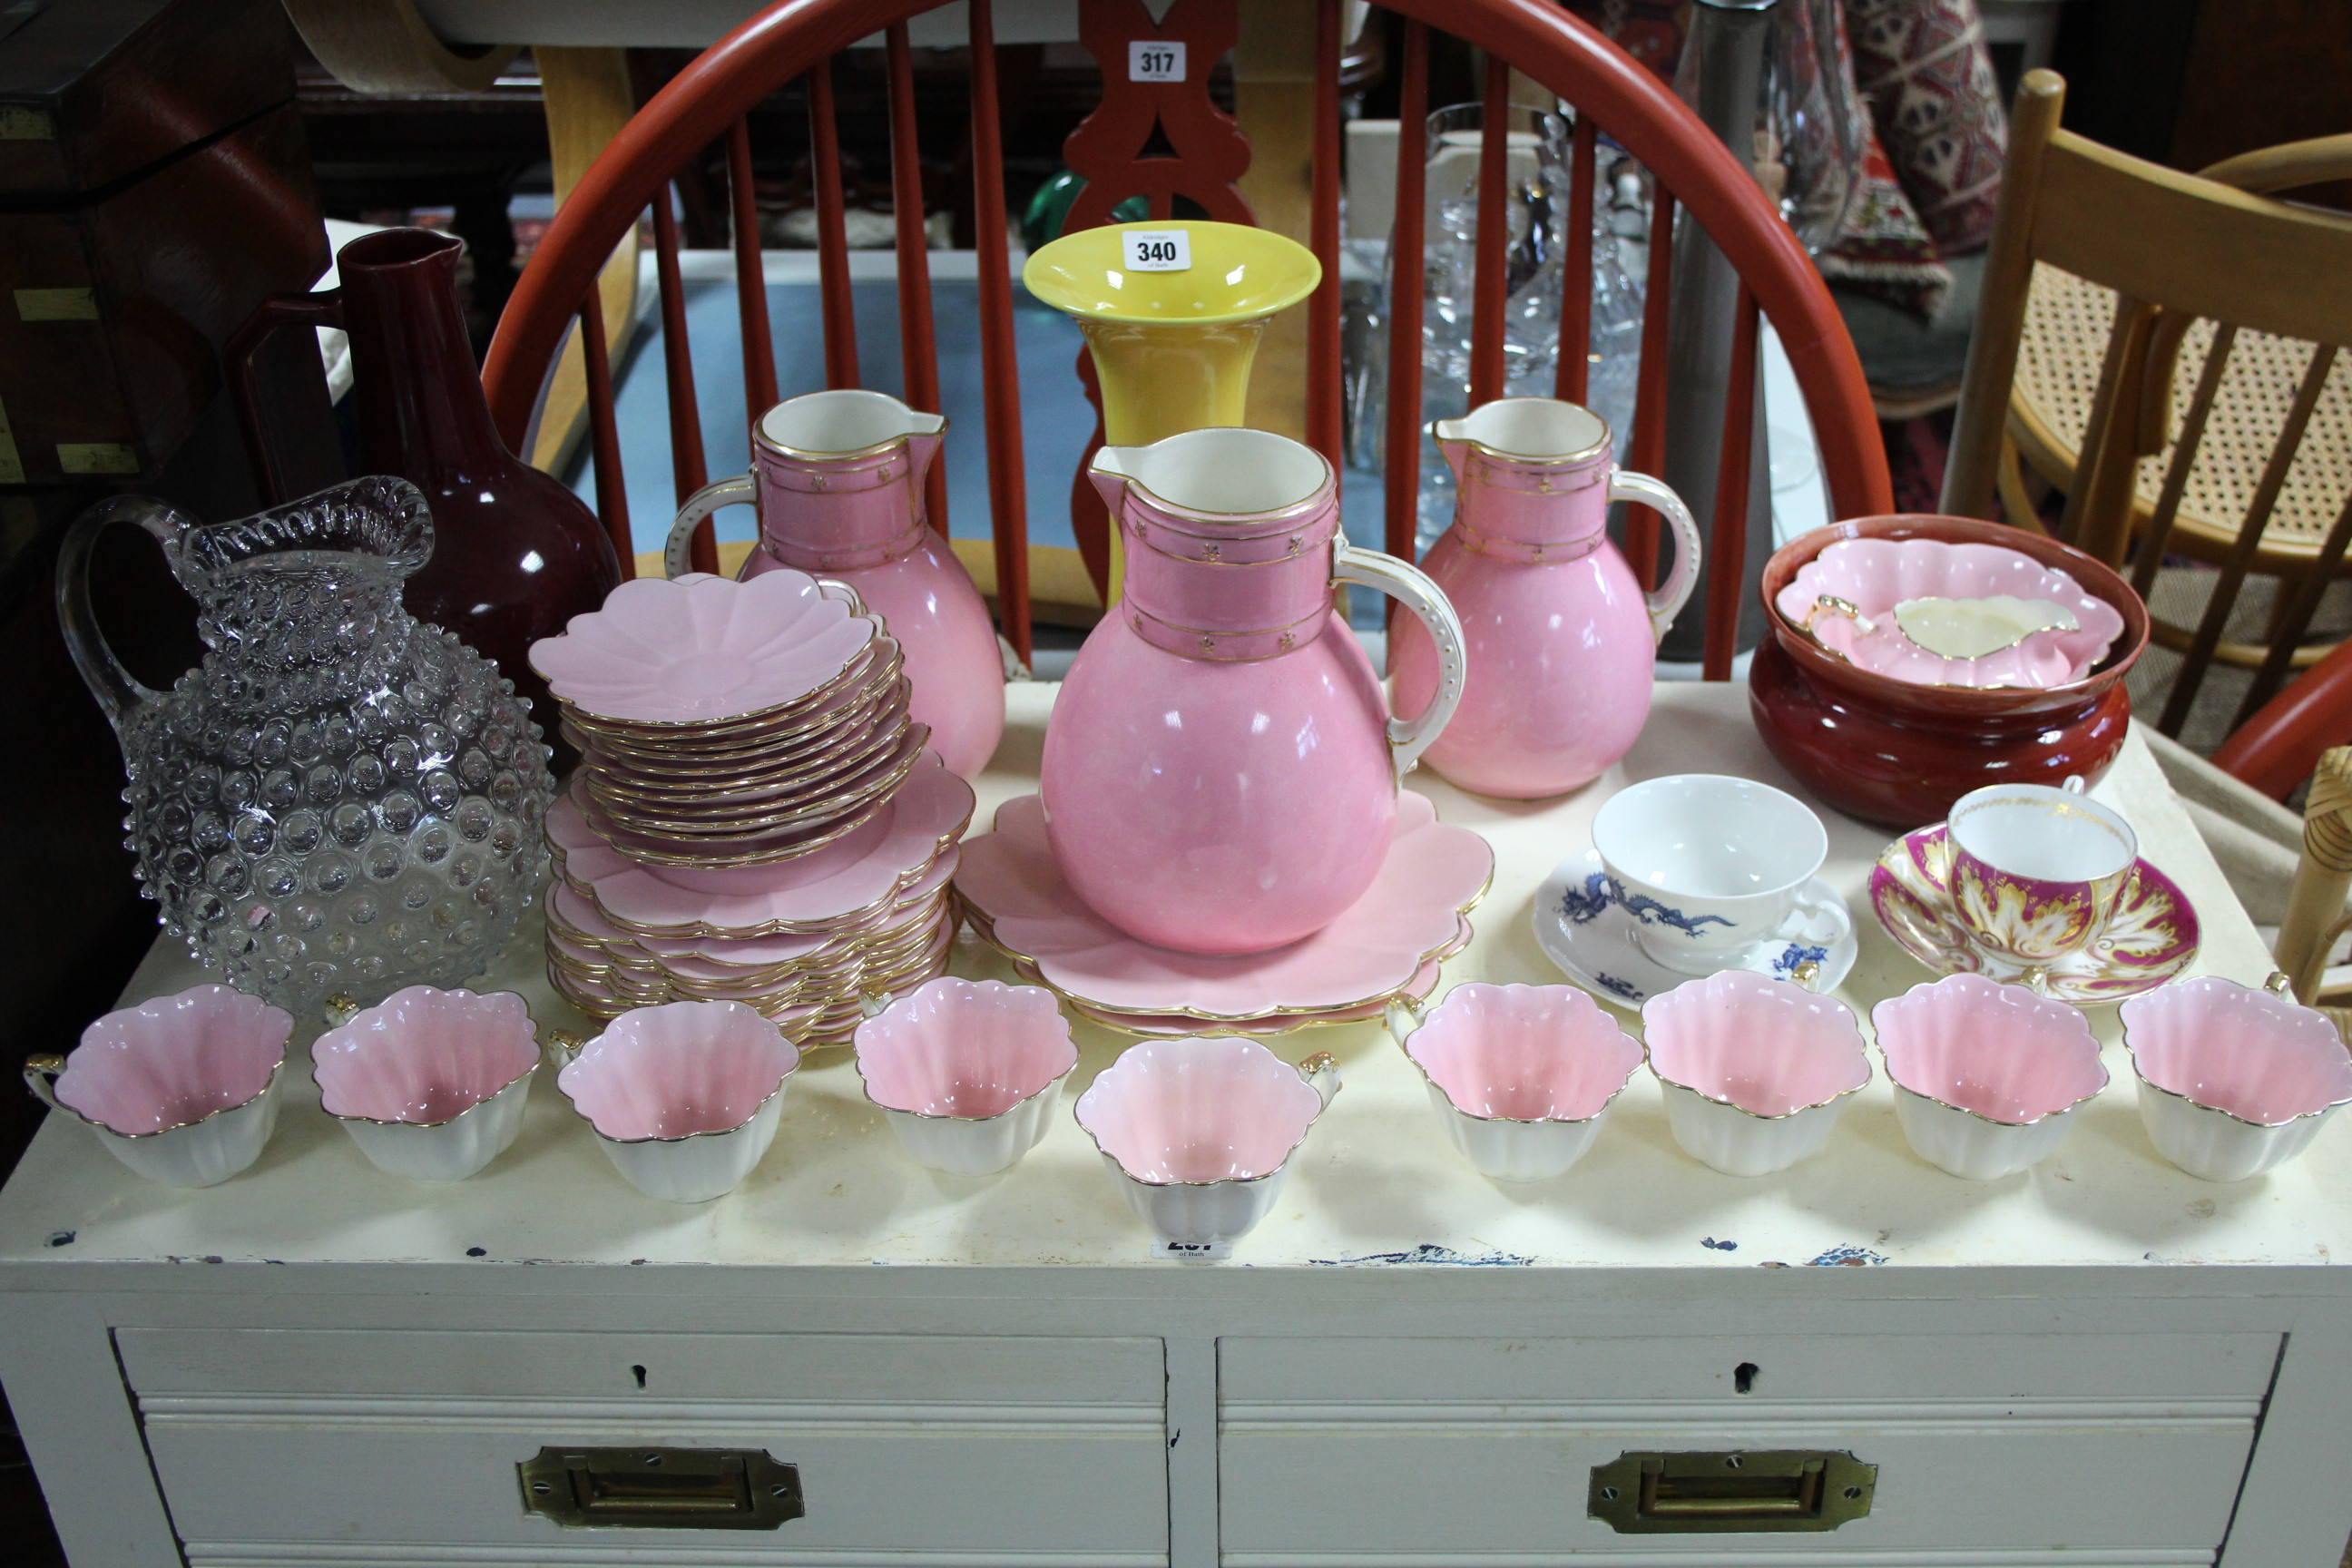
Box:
left=1607, top=471, right=1703, bottom=642
left=1333, top=542, right=1465, bottom=783
left=663, top=475, right=758, bottom=579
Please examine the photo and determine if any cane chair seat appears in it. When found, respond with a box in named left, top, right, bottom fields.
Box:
left=2013, top=262, right=2352, bottom=574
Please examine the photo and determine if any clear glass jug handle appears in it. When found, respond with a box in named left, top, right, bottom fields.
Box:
left=1333, top=541, right=1465, bottom=784
left=1608, top=471, right=1704, bottom=642
left=54, top=495, right=189, bottom=738
left=664, top=475, right=759, bottom=579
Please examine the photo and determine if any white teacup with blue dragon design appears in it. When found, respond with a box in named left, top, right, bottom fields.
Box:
left=1587, top=774, right=1832, bottom=975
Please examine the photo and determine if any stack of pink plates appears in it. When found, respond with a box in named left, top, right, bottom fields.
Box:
left=528, top=573, right=973, bottom=1043
left=956, top=792, right=1492, bottom=1035
left=534, top=572, right=931, bottom=867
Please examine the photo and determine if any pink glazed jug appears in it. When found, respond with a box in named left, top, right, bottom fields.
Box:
left=1043, top=428, right=1466, bottom=956
left=1391, top=398, right=1701, bottom=799
left=666, top=389, right=1005, bottom=778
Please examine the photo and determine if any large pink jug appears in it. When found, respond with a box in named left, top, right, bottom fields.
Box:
left=1392, top=398, right=1701, bottom=799
left=667, top=389, right=1005, bottom=778
left=1043, top=428, right=1466, bottom=956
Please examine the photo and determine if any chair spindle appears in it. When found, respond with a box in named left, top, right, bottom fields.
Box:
left=1307, top=0, right=1345, bottom=471
left=886, top=23, right=949, bottom=538
left=1701, top=285, right=1759, bottom=680
left=968, top=0, right=1033, bottom=662
left=2160, top=343, right=2340, bottom=735
left=2128, top=322, right=2236, bottom=603
left=578, top=291, right=634, bottom=580
left=652, top=196, right=719, bottom=573
left=726, top=117, right=779, bottom=414
left=1381, top=18, right=1431, bottom=565
left=1556, top=113, right=1597, bottom=405
left=1468, top=49, right=1511, bottom=408
left=808, top=61, right=861, bottom=389
left=1624, top=184, right=1676, bottom=589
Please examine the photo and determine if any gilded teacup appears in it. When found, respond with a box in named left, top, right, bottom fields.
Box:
left=1946, top=780, right=2137, bottom=966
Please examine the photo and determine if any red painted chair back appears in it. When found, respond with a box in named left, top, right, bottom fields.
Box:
left=481, top=0, right=1892, bottom=671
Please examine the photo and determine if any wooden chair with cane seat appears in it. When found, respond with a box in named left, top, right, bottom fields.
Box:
left=1945, top=71, right=2352, bottom=743
left=478, top=0, right=1891, bottom=677
left=1998, top=133, right=2352, bottom=710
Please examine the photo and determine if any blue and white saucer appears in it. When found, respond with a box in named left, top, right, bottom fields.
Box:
left=1532, top=848, right=1857, bottom=1007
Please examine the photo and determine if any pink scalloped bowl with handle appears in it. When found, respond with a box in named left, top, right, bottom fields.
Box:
left=1075, top=1035, right=1328, bottom=1184
left=1872, top=974, right=2108, bottom=1124
left=528, top=571, right=877, bottom=724
left=313, top=986, right=541, bottom=1124
left=558, top=1000, right=799, bottom=1142
left=855, top=978, right=1078, bottom=1119
left=1641, top=970, right=1871, bottom=1118
left=1775, top=538, right=2124, bottom=689
left=2122, top=977, right=2352, bottom=1126
left=1403, top=983, right=1643, bottom=1122
left=57, top=984, right=289, bottom=1135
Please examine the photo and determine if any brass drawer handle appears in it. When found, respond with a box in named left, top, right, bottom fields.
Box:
left=1589, top=1450, right=1877, bottom=1534
left=519, top=1447, right=803, bottom=1530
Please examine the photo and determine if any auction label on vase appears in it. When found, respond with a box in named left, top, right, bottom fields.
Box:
left=1129, top=40, right=1185, bottom=82
left=1123, top=229, right=1192, bottom=271
left=1152, top=1237, right=1231, bottom=1260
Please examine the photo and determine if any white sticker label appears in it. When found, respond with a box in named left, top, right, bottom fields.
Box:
left=1129, top=40, right=1186, bottom=82
left=1152, top=1237, right=1231, bottom=1261
left=1122, top=229, right=1192, bottom=272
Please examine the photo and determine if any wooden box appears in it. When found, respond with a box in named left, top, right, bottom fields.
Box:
left=0, top=0, right=297, bottom=196
left=0, top=0, right=326, bottom=485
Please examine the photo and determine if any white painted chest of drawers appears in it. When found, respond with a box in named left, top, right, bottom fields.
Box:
left=6, top=686, right=2352, bottom=1568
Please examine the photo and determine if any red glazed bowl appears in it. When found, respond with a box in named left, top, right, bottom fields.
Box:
left=1749, top=515, right=2150, bottom=829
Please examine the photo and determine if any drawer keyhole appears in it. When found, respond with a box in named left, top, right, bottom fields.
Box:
left=632, top=1364, right=648, bottom=1390
left=1733, top=1362, right=1759, bottom=1395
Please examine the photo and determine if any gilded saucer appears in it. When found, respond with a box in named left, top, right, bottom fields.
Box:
left=1868, top=825, right=2199, bottom=1004
left=1533, top=847, right=1857, bottom=1007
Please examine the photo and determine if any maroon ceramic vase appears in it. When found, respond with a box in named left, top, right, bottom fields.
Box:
left=1749, top=515, right=2150, bottom=830
left=230, top=228, right=621, bottom=751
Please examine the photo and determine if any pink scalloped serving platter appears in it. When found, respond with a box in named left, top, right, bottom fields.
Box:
left=955, top=791, right=1491, bottom=1019
left=1776, top=537, right=2124, bottom=689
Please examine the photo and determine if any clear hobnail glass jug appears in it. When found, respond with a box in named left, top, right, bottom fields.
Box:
left=57, top=476, right=556, bottom=1019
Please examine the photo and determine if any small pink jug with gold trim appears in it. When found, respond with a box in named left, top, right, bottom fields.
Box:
left=666, top=389, right=1005, bottom=778
left=1392, top=397, right=1701, bottom=799
left=1042, top=427, right=1465, bottom=956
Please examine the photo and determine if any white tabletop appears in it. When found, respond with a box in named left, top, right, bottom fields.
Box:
left=5, top=681, right=2341, bottom=1277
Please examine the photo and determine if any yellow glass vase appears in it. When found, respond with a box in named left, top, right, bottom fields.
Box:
left=1023, top=220, right=1321, bottom=597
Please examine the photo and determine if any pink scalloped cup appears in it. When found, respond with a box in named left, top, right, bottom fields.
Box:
left=528, top=571, right=877, bottom=725
left=312, top=986, right=542, bottom=1181
left=1872, top=974, right=2106, bottom=1180
left=854, top=978, right=1079, bottom=1175
left=556, top=1000, right=799, bottom=1202
left=1075, top=1036, right=1340, bottom=1250
left=2122, top=976, right=2352, bottom=1181
left=1390, top=983, right=1643, bottom=1181
left=1641, top=971, right=1869, bottom=1176
left=1776, top=537, right=2123, bottom=689
left=24, top=984, right=291, bottom=1187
